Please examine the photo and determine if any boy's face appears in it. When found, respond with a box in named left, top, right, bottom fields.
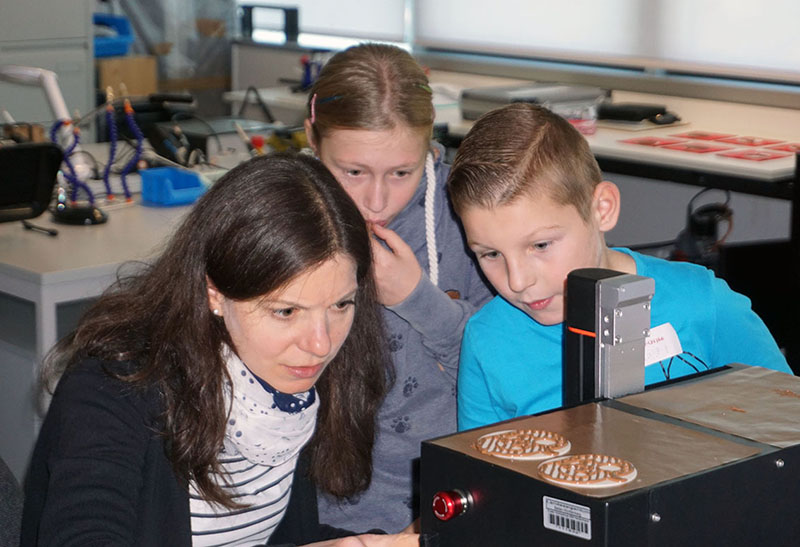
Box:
left=461, top=189, right=612, bottom=326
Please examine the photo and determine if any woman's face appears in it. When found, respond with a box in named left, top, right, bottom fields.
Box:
left=311, top=124, right=429, bottom=227
left=208, top=254, right=358, bottom=394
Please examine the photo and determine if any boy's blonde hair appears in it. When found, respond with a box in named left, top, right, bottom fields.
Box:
left=448, top=103, right=602, bottom=221
left=307, top=43, right=434, bottom=143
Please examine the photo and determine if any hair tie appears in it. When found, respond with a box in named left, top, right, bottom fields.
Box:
left=416, top=83, right=433, bottom=94
left=310, top=93, right=317, bottom=124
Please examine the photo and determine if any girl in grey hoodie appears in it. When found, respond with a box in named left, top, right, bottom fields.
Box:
left=304, top=43, right=494, bottom=534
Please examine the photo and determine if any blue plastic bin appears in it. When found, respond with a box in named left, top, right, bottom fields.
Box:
left=94, top=13, right=135, bottom=58
left=140, top=167, right=207, bottom=206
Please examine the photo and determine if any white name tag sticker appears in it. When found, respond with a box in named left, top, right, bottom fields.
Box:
left=645, top=323, right=682, bottom=366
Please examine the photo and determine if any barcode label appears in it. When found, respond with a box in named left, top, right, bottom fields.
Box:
left=543, top=496, right=591, bottom=540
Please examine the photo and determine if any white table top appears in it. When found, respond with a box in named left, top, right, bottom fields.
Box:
left=428, top=71, right=800, bottom=183
left=587, top=91, right=799, bottom=182
left=226, top=72, right=800, bottom=183
left=0, top=200, right=190, bottom=286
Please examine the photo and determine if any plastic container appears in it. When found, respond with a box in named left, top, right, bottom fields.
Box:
left=140, top=167, right=206, bottom=206
left=545, top=99, right=601, bottom=136
left=93, top=13, right=135, bottom=58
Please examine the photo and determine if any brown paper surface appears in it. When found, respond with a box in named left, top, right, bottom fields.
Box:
left=620, top=366, right=800, bottom=448
left=433, top=403, right=759, bottom=498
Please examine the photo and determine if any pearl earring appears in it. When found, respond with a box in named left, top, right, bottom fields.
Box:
left=212, top=309, right=220, bottom=316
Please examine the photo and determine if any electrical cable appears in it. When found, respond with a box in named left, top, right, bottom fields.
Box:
left=73, top=94, right=150, bottom=129
left=237, top=86, right=276, bottom=123
left=711, top=216, right=734, bottom=251
left=50, top=120, right=94, bottom=204
left=170, top=112, right=225, bottom=154
left=118, top=99, right=143, bottom=201
left=66, top=149, right=101, bottom=177
left=109, top=143, right=136, bottom=173
left=21, top=219, right=58, bottom=237
left=102, top=102, right=117, bottom=198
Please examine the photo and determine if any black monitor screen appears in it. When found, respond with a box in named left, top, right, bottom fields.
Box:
left=0, top=142, right=62, bottom=222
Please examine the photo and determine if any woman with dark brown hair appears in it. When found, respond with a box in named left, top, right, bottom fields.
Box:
left=20, top=153, right=417, bottom=546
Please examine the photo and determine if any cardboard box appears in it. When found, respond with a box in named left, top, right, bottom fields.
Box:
left=196, top=18, right=226, bottom=38
left=96, top=55, right=158, bottom=98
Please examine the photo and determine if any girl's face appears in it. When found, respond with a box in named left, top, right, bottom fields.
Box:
left=208, top=254, right=358, bottom=394
left=311, top=124, right=429, bottom=227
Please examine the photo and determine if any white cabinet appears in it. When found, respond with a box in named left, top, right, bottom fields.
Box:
left=0, top=0, right=93, bottom=129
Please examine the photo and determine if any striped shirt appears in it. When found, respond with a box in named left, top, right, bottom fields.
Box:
left=189, top=443, right=299, bottom=546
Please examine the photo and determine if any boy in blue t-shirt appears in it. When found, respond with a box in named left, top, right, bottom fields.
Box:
left=447, top=103, right=793, bottom=431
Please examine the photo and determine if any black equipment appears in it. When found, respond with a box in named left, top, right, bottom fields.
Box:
left=419, top=268, right=800, bottom=545
left=0, top=142, right=62, bottom=223
left=421, top=364, right=800, bottom=546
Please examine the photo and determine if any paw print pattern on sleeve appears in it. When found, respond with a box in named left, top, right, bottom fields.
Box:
left=403, top=376, right=419, bottom=397
left=388, top=333, right=404, bottom=353
left=391, top=415, right=411, bottom=433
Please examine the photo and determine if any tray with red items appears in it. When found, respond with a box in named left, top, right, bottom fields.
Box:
left=716, top=149, right=793, bottom=161
left=660, top=141, right=733, bottom=153
left=670, top=131, right=736, bottom=141
left=766, top=143, right=800, bottom=153
left=716, top=136, right=785, bottom=147
left=619, top=136, right=688, bottom=147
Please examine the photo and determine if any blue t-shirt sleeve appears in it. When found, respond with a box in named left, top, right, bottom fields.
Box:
left=457, top=322, right=505, bottom=431
left=709, top=275, right=791, bottom=374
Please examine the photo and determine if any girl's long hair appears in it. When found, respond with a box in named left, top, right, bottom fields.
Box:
left=44, top=153, right=388, bottom=507
left=307, top=42, right=434, bottom=142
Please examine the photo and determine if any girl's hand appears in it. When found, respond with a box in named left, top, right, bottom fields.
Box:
left=369, top=223, right=423, bottom=307
left=302, top=532, right=419, bottom=547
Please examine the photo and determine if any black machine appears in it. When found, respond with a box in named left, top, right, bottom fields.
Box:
left=0, top=141, right=62, bottom=223
left=145, top=117, right=277, bottom=163
left=563, top=268, right=654, bottom=407
left=0, top=141, right=109, bottom=228
left=420, top=270, right=800, bottom=546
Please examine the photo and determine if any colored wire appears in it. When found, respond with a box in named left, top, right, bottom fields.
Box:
left=48, top=119, right=64, bottom=145
left=119, top=100, right=143, bottom=201
left=50, top=120, right=94, bottom=204
left=102, top=104, right=117, bottom=198
left=63, top=127, right=90, bottom=203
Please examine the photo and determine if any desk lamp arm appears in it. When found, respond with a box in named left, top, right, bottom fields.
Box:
left=0, top=65, right=71, bottom=124
left=0, top=64, right=90, bottom=178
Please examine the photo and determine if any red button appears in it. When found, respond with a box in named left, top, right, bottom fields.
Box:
left=432, top=490, right=470, bottom=521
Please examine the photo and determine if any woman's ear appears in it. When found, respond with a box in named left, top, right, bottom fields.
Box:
left=206, top=276, right=224, bottom=317
left=592, top=181, right=622, bottom=233
left=303, top=119, right=317, bottom=156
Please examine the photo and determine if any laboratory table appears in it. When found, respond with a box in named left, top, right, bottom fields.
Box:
left=0, top=201, right=191, bottom=481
